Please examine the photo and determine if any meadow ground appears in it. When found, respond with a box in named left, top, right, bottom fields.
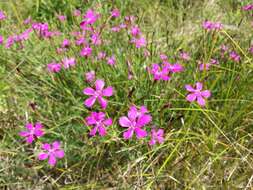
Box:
left=0, top=0, right=253, bottom=189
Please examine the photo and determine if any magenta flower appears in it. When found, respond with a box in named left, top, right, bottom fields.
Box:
left=107, top=55, right=116, bottom=65
left=75, top=36, right=87, bottom=46
left=229, top=51, right=240, bottom=62
left=47, top=62, right=61, bottom=73
left=38, top=141, right=64, bottom=167
left=62, top=57, right=76, bottom=69
left=199, top=63, right=211, bottom=71
left=132, top=36, right=146, bottom=48
left=131, top=26, right=141, bottom=36
left=242, top=4, right=253, bottom=11
left=85, top=112, right=112, bottom=136
left=0, top=35, right=3, bottom=44
left=149, top=128, right=164, bottom=146
left=111, top=26, right=121, bottom=32
left=19, top=122, right=44, bottom=144
left=83, top=79, right=113, bottom=109
left=149, top=64, right=170, bottom=81
left=57, top=15, right=66, bottom=22
left=180, top=51, right=190, bottom=61
left=85, top=71, right=95, bottom=82
left=119, top=105, right=152, bottom=139
left=73, top=9, right=81, bottom=17
left=185, top=82, right=211, bottom=106
left=111, top=9, right=120, bottom=18
left=97, top=51, right=106, bottom=60
left=0, top=11, right=6, bottom=20
left=202, top=21, right=222, bottom=31
left=160, top=54, right=168, bottom=61
left=91, top=32, right=101, bottom=45
left=249, top=46, right=253, bottom=54
left=80, top=46, right=92, bottom=57
left=61, top=39, right=70, bottom=48
left=165, top=62, right=184, bottom=73
left=81, top=9, right=99, bottom=25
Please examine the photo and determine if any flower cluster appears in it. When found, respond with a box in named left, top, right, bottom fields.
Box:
left=202, top=21, right=223, bottom=31
left=19, top=122, right=64, bottom=166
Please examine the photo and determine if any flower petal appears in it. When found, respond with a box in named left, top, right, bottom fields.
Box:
left=38, top=153, right=48, bottom=160
left=102, top=86, right=113, bottom=97
left=19, top=131, right=29, bottom=137
left=26, top=123, right=33, bottom=130
left=98, top=126, right=107, bottom=136
left=95, top=79, right=105, bottom=90
left=128, top=106, right=138, bottom=120
left=98, top=96, right=107, bottom=109
left=52, top=141, right=61, bottom=149
left=196, top=82, right=203, bottom=90
left=201, top=90, right=211, bottom=98
left=119, top=116, right=131, bottom=127
left=26, top=135, right=34, bottom=144
left=34, top=129, right=44, bottom=137
left=185, top=84, right=195, bottom=92
left=83, top=87, right=95, bottom=95
left=135, top=128, right=147, bottom=139
left=42, top=143, right=51, bottom=151
left=48, top=154, right=57, bottom=166
left=137, top=114, right=152, bottom=127
left=89, top=126, right=97, bottom=136
left=197, top=96, right=206, bottom=106
left=54, top=150, right=64, bottom=158
left=104, top=118, right=113, bottom=126
left=123, top=129, right=134, bottom=139
left=186, top=93, right=196, bottom=102
left=84, top=96, right=96, bottom=108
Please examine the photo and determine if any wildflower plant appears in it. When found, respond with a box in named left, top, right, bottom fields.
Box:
left=1, top=1, right=253, bottom=189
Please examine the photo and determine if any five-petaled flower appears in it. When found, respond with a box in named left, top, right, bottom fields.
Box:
left=85, top=112, right=113, bottom=136
left=119, top=105, right=152, bottom=139
left=149, top=128, right=164, bottom=146
left=19, top=122, right=44, bottom=144
left=185, top=82, right=211, bottom=106
left=38, top=141, right=64, bottom=166
left=83, top=79, right=113, bottom=109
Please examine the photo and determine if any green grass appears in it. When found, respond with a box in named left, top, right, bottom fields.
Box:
left=0, top=0, right=253, bottom=189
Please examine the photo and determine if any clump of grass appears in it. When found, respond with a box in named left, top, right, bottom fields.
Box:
left=0, top=0, right=253, bottom=189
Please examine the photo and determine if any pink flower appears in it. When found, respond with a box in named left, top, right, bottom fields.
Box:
left=24, top=16, right=31, bottom=25
left=111, top=26, right=121, bottom=32
left=149, top=64, right=170, bottom=81
left=132, top=36, right=146, bottom=48
left=111, top=9, right=120, bottom=18
left=107, top=55, right=116, bottom=65
left=202, top=21, right=222, bottom=31
left=242, top=4, right=253, bottom=11
left=91, top=32, right=101, bottom=45
left=119, top=105, right=152, bottom=139
left=19, top=122, right=44, bottom=144
left=185, top=82, right=211, bottom=106
left=82, top=9, right=99, bottom=25
left=149, top=128, right=164, bottom=146
left=131, top=26, right=141, bottom=36
left=75, top=36, right=87, bottom=46
left=199, top=63, right=211, bottom=71
left=164, top=62, right=184, bottom=73
left=249, top=46, right=253, bottom=54
left=83, top=79, right=113, bottom=109
left=229, top=51, right=240, bottom=62
left=38, top=141, right=64, bottom=167
left=73, top=9, right=81, bottom=17
left=62, top=57, right=76, bottom=69
left=85, top=71, right=95, bottom=82
left=57, top=15, right=66, bottom=22
left=180, top=51, right=190, bottom=61
left=80, top=46, right=92, bottom=57
left=61, top=39, right=70, bottom=48
left=0, top=35, right=3, bottom=44
left=98, top=51, right=106, bottom=60
left=47, top=62, right=61, bottom=73
left=85, top=112, right=112, bottom=136
left=160, top=54, right=168, bottom=61
left=0, top=11, right=6, bottom=20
